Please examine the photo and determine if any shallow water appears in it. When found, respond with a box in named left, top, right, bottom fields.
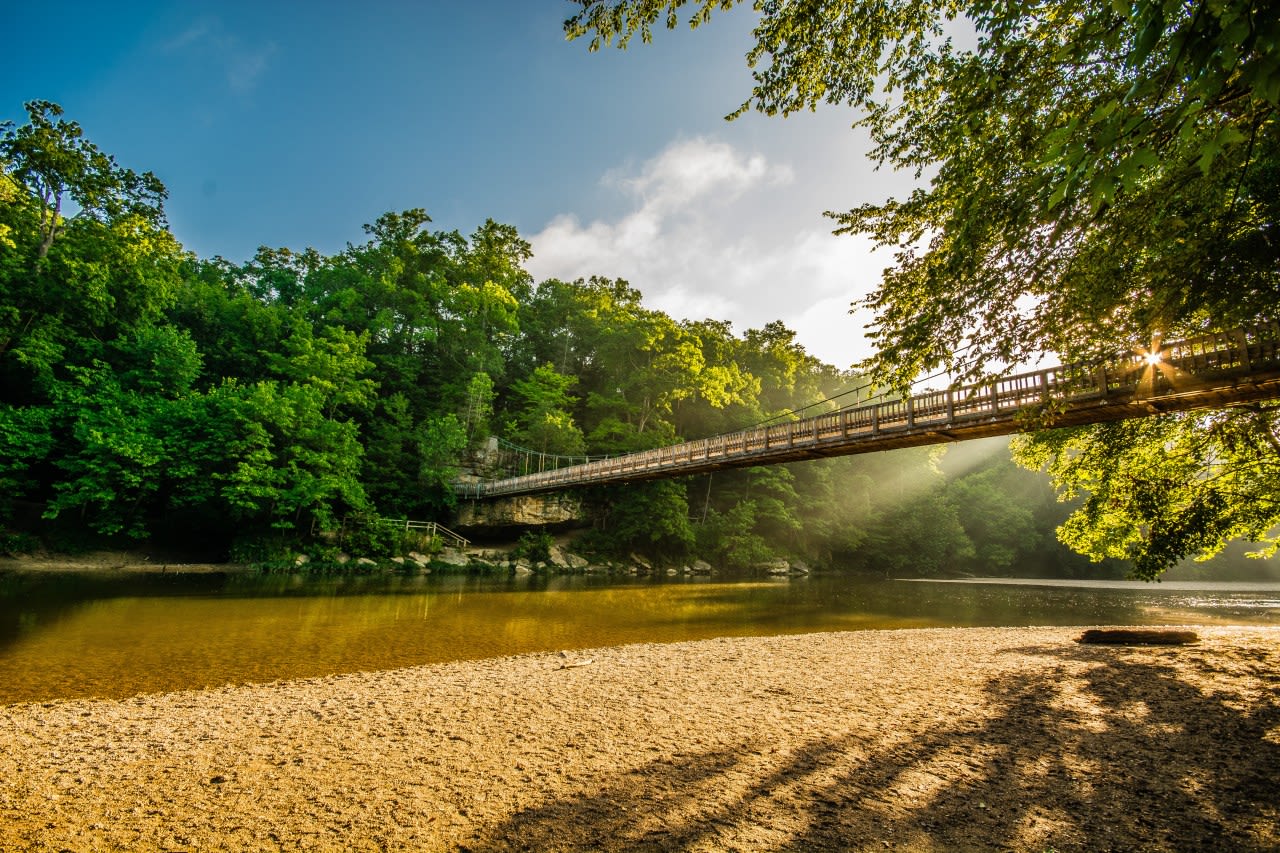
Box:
left=1, top=571, right=1276, bottom=704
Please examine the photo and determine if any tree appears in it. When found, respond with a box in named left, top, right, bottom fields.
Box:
left=1, top=102, right=183, bottom=398
left=566, top=0, right=1280, bottom=576
left=1012, top=408, right=1280, bottom=579
left=509, top=364, right=586, bottom=456
left=587, top=480, right=695, bottom=561
left=0, top=100, right=166, bottom=260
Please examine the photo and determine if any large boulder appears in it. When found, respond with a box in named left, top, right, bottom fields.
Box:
left=758, top=559, right=790, bottom=576
left=434, top=548, right=469, bottom=567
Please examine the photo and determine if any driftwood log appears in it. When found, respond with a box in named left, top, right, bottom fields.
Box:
left=1076, top=628, right=1200, bottom=646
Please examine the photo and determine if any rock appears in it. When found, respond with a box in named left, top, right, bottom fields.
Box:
left=389, top=556, right=406, bottom=565
left=407, top=551, right=431, bottom=567
left=335, top=553, right=350, bottom=565
left=630, top=553, right=652, bottom=570
left=689, top=560, right=713, bottom=575
left=355, top=557, right=377, bottom=567
left=758, top=559, right=790, bottom=576
left=547, top=546, right=589, bottom=570
left=513, top=559, right=533, bottom=576
left=665, top=567, right=677, bottom=576
left=789, top=560, right=811, bottom=575
left=435, top=548, right=469, bottom=567
left=293, top=554, right=310, bottom=567
left=454, top=493, right=586, bottom=532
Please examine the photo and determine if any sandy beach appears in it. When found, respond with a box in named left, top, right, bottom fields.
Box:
left=1, top=626, right=1277, bottom=852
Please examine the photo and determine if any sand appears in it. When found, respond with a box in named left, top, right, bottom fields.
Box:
left=1, top=626, right=1277, bottom=852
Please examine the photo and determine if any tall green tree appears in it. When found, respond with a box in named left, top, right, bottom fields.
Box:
left=1, top=101, right=183, bottom=398
left=510, top=364, right=586, bottom=456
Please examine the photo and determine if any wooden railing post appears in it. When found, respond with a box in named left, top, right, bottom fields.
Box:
left=1235, top=329, right=1252, bottom=370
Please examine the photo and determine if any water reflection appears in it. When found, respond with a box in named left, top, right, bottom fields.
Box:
left=0, top=572, right=1275, bottom=705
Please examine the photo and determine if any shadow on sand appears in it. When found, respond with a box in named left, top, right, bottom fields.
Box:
left=463, top=642, right=1279, bottom=852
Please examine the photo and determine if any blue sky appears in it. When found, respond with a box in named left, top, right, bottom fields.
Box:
left=3, top=1, right=910, bottom=368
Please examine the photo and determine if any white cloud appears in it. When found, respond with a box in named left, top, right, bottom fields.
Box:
left=528, top=137, right=886, bottom=370
left=163, top=17, right=276, bottom=92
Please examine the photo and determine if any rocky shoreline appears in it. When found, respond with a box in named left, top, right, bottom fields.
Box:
left=0, top=545, right=814, bottom=579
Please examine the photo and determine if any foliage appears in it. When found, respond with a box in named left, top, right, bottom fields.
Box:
left=1, top=100, right=167, bottom=259
left=696, top=501, right=775, bottom=569
left=0, top=403, right=55, bottom=519
left=566, top=0, right=1280, bottom=577
left=512, top=530, right=554, bottom=566
left=461, top=371, right=495, bottom=443
left=2, top=102, right=181, bottom=403
left=6, top=99, right=1272, bottom=578
left=567, top=0, right=1279, bottom=376
left=416, top=413, right=469, bottom=513
left=585, top=480, right=695, bottom=561
left=341, top=514, right=405, bottom=561
left=509, top=364, right=586, bottom=456
left=1013, top=408, right=1280, bottom=580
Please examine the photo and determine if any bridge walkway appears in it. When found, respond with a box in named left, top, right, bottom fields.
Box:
left=457, top=323, right=1280, bottom=500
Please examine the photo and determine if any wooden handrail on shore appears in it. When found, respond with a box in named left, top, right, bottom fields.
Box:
left=457, top=322, right=1280, bottom=500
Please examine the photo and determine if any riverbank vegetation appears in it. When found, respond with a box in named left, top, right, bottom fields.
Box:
left=1, top=98, right=1275, bottom=580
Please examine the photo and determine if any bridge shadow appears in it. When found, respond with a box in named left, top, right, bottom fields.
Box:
left=462, top=642, right=1280, bottom=852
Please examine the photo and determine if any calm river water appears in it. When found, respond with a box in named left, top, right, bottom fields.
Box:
left=1, top=571, right=1276, bottom=705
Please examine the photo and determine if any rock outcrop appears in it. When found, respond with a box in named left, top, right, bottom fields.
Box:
left=454, top=493, right=587, bottom=535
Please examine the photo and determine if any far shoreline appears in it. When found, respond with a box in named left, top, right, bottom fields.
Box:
left=0, top=554, right=249, bottom=575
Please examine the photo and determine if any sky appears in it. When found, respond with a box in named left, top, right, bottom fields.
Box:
left=2, top=1, right=916, bottom=369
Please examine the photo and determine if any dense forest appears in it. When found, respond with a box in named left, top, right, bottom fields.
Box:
left=0, top=102, right=1272, bottom=578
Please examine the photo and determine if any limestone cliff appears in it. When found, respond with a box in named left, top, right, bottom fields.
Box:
left=453, top=492, right=587, bottom=535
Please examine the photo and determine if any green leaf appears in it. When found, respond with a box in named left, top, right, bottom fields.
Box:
left=1047, top=178, right=1072, bottom=209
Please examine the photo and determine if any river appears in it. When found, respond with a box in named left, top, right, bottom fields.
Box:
left=1, top=570, right=1276, bottom=705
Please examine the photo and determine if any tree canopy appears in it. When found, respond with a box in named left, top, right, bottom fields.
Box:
left=565, top=0, right=1280, bottom=576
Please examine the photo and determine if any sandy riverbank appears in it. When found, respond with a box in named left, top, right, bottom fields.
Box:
left=2, top=626, right=1277, bottom=852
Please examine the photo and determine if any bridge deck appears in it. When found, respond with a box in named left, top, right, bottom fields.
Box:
left=458, top=323, right=1280, bottom=499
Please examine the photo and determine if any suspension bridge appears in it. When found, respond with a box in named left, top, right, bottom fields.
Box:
left=456, top=323, right=1280, bottom=500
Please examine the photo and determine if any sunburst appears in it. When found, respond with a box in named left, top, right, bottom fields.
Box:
left=1133, top=332, right=1179, bottom=398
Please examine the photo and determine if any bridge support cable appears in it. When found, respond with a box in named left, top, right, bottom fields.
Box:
left=456, top=323, right=1280, bottom=500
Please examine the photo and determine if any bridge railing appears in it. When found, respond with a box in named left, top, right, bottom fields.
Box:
left=457, top=322, right=1280, bottom=499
